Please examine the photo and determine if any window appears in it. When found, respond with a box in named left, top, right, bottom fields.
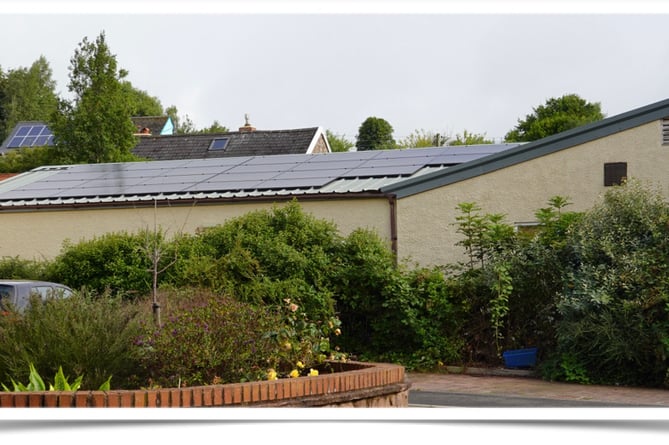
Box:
left=208, top=138, right=229, bottom=151
left=604, top=162, right=627, bottom=186
left=663, top=118, right=669, bottom=145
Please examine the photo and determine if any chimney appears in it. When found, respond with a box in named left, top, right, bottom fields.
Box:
left=239, top=113, right=256, bottom=132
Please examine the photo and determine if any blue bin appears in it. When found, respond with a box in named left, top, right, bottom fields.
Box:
left=502, top=347, right=538, bottom=368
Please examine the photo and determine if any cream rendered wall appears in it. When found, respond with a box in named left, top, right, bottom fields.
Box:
left=0, top=198, right=390, bottom=261
left=396, top=120, right=669, bottom=267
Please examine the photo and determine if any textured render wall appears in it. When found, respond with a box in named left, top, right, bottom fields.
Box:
left=397, top=120, right=669, bottom=267
left=0, top=361, right=409, bottom=408
left=0, top=197, right=390, bottom=261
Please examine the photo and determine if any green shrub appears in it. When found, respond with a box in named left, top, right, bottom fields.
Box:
left=0, top=256, right=51, bottom=280
left=555, top=180, right=669, bottom=387
left=0, top=290, right=148, bottom=390
left=195, top=201, right=342, bottom=320
left=48, top=231, right=154, bottom=298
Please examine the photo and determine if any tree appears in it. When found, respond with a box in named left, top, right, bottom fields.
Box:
left=165, top=105, right=197, bottom=134
left=355, top=116, right=396, bottom=151
left=448, top=130, right=493, bottom=146
left=198, top=120, right=229, bottom=134
left=397, top=129, right=444, bottom=148
left=122, top=81, right=164, bottom=117
left=50, top=32, right=139, bottom=164
left=326, top=130, right=354, bottom=152
left=504, top=94, right=604, bottom=142
left=0, top=56, right=59, bottom=142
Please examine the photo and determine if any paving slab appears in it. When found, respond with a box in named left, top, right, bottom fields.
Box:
left=407, top=370, right=669, bottom=407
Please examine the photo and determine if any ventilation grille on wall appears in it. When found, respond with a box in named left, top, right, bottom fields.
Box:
left=663, top=118, right=669, bottom=145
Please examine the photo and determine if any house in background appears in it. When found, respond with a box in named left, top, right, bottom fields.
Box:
left=131, top=122, right=332, bottom=161
left=1, top=97, right=669, bottom=267
left=131, top=116, right=174, bottom=136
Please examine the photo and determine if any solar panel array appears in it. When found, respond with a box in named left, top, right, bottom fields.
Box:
left=0, top=144, right=516, bottom=201
left=5, top=123, right=54, bottom=149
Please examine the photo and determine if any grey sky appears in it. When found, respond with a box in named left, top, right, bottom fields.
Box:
left=1, top=4, right=669, bottom=144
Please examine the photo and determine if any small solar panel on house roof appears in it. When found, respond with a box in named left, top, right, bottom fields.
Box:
left=6, top=123, right=54, bottom=148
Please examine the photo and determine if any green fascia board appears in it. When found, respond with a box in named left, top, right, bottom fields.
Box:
left=383, top=97, right=669, bottom=199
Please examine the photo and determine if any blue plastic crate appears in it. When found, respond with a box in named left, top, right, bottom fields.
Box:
left=502, top=347, right=538, bottom=368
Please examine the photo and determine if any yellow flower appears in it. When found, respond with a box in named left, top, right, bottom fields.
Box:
left=289, top=369, right=300, bottom=378
left=308, top=369, right=319, bottom=377
left=267, top=369, right=278, bottom=380
left=296, top=361, right=305, bottom=369
left=283, top=341, right=292, bottom=350
left=334, top=328, right=341, bottom=336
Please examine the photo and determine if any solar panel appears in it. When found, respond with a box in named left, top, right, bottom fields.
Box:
left=0, top=145, right=520, bottom=202
left=5, top=123, right=55, bottom=148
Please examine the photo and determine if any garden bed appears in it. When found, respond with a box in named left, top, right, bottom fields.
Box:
left=0, top=360, right=409, bottom=408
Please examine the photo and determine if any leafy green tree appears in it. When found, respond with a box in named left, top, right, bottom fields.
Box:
left=504, top=94, right=604, bottom=142
left=165, top=105, right=197, bottom=134
left=0, top=56, right=59, bottom=142
left=122, top=81, right=164, bottom=117
left=326, top=130, right=354, bottom=152
left=49, top=32, right=139, bottom=164
left=397, top=129, right=444, bottom=148
left=198, top=120, right=229, bottom=134
left=355, top=116, right=396, bottom=151
left=448, top=130, right=493, bottom=146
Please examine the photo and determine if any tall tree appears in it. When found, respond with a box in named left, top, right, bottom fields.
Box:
left=122, top=81, right=164, bottom=117
left=355, top=116, right=396, bottom=151
left=505, top=94, right=604, bottom=142
left=0, top=56, right=59, bottom=142
left=50, top=31, right=139, bottom=164
left=448, top=130, right=494, bottom=146
left=326, top=130, right=355, bottom=152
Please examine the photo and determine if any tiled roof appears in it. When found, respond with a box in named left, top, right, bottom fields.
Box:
left=131, top=127, right=324, bottom=161
left=131, top=116, right=172, bottom=135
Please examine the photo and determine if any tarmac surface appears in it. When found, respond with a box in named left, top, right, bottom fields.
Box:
left=406, top=368, right=669, bottom=407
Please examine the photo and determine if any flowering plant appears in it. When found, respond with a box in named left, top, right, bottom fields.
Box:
left=264, top=298, right=344, bottom=379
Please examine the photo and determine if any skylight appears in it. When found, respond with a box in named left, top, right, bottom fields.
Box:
left=209, top=138, right=229, bottom=151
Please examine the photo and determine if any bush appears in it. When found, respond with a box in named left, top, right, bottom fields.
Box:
left=136, top=288, right=341, bottom=386
left=554, top=180, right=669, bottom=387
left=0, top=256, right=51, bottom=280
left=48, top=231, right=154, bottom=298
left=0, top=290, right=148, bottom=390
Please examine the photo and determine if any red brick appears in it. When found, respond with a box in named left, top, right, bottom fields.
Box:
left=212, top=386, right=223, bottom=406
left=75, top=392, right=89, bottom=407
left=169, top=389, right=181, bottom=407
left=146, top=390, right=158, bottom=407
left=202, top=387, right=213, bottom=406
left=106, top=392, right=121, bottom=407
left=231, top=385, right=242, bottom=404
left=158, top=389, right=171, bottom=408
left=44, top=392, right=59, bottom=407
left=58, top=392, right=75, bottom=408
left=241, top=383, right=251, bottom=403
left=191, top=387, right=203, bottom=407
left=90, top=392, right=106, bottom=407
left=181, top=388, right=192, bottom=408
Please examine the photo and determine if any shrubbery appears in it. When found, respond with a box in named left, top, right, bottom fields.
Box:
left=1, top=184, right=668, bottom=390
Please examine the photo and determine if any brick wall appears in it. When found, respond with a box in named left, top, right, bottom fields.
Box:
left=0, top=361, right=409, bottom=408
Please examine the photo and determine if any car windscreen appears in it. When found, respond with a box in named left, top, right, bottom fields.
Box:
left=0, top=284, right=16, bottom=310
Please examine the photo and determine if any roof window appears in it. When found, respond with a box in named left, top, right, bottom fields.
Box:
left=209, top=138, right=230, bottom=151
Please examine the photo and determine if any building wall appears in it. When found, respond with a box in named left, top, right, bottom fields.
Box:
left=396, top=120, right=669, bottom=267
left=0, top=198, right=391, bottom=260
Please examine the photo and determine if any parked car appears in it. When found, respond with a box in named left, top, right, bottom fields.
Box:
left=0, top=280, right=73, bottom=312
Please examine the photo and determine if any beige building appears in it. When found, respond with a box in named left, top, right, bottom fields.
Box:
left=1, top=98, right=669, bottom=267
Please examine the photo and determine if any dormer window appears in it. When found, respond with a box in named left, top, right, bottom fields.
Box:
left=209, top=138, right=229, bottom=151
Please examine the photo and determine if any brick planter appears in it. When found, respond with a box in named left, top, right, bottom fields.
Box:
left=0, top=361, right=409, bottom=408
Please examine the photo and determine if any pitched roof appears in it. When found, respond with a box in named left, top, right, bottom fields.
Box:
left=131, top=127, right=330, bottom=161
left=0, top=144, right=518, bottom=208
left=131, top=116, right=173, bottom=136
left=382, top=97, right=669, bottom=198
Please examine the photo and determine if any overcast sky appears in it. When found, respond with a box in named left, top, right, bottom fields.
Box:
left=1, top=2, right=669, bottom=144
